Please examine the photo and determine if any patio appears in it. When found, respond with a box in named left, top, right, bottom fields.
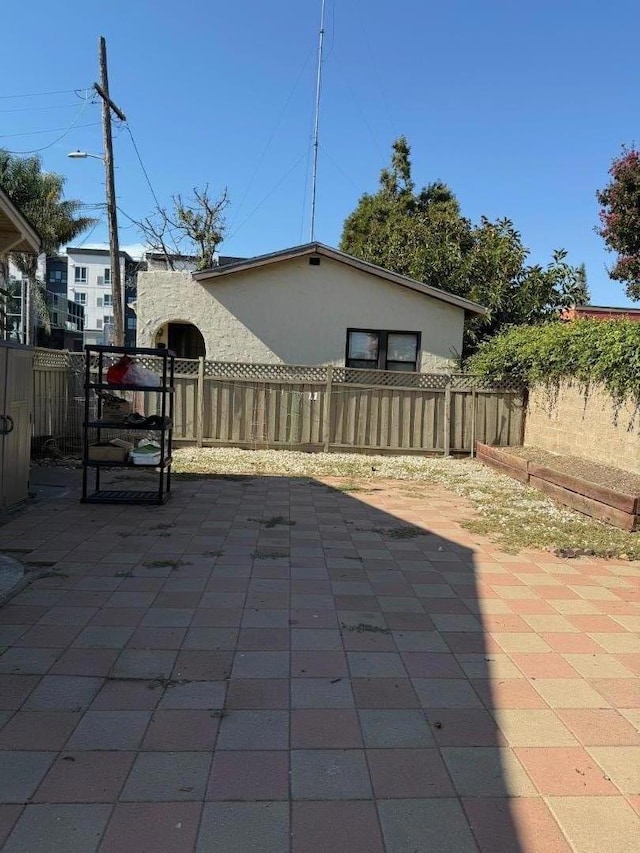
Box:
left=0, top=468, right=638, bottom=852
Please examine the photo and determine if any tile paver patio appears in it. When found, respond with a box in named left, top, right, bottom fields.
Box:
left=0, top=471, right=638, bottom=851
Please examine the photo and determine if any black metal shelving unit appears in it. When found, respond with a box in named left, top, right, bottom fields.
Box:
left=82, top=345, right=175, bottom=505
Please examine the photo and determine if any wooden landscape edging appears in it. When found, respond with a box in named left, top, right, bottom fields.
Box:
left=476, top=443, right=640, bottom=532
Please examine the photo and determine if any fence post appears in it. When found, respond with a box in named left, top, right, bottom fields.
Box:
left=470, top=388, right=477, bottom=457
left=323, top=365, right=333, bottom=453
left=444, top=379, right=451, bottom=457
left=196, top=356, right=205, bottom=447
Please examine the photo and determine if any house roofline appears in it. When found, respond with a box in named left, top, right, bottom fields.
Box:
left=0, top=186, right=42, bottom=253
left=66, top=246, right=135, bottom=264
left=192, top=242, right=488, bottom=316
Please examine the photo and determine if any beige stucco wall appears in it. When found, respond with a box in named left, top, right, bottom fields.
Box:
left=525, top=382, right=640, bottom=475
left=135, top=256, right=465, bottom=371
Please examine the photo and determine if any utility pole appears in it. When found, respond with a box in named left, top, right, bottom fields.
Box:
left=309, top=0, right=326, bottom=242
left=94, top=36, right=126, bottom=346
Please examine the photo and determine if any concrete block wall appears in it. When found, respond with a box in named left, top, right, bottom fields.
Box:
left=525, top=382, right=640, bottom=475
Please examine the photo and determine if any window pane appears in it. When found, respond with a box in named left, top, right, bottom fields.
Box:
left=387, top=333, right=418, bottom=362
left=386, top=361, right=416, bottom=372
left=348, top=331, right=378, bottom=360
left=347, top=359, right=378, bottom=370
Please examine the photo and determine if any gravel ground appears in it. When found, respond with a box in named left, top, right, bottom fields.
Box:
left=510, top=446, right=640, bottom=495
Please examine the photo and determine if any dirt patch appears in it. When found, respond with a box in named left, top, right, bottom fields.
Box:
left=511, top=447, right=640, bottom=495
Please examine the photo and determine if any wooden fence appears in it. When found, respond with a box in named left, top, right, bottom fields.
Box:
left=32, top=350, right=525, bottom=455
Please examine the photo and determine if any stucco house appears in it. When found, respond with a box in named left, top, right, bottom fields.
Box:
left=135, top=242, right=486, bottom=371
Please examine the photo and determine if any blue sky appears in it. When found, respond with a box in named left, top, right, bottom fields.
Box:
left=1, top=0, right=639, bottom=305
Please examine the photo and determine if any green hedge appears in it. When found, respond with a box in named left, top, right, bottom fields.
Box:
left=467, top=319, right=640, bottom=403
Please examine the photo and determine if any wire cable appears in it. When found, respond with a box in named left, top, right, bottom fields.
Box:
left=0, top=87, right=89, bottom=100
left=0, top=101, right=96, bottom=114
left=122, top=124, right=163, bottom=210
left=228, top=45, right=316, bottom=230
left=228, top=149, right=311, bottom=241
left=3, top=97, right=96, bottom=155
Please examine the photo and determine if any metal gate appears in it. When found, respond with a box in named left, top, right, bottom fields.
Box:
left=0, top=341, right=33, bottom=510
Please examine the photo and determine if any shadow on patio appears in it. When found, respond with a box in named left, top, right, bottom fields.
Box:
left=0, top=468, right=569, bottom=851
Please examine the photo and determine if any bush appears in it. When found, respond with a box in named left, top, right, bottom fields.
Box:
left=467, top=319, right=640, bottom=404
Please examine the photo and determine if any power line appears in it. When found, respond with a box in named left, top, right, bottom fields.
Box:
left=4, top=97, right=96, bottom=154
left=0, top=101, right=96, bottom=114
left=228, top=148, right=310, bottom=241
left=0, top=87, right=89, bottom=100
left=229, top=45, right=316, bottom=230
left=122, top=124, right=162, bottom=209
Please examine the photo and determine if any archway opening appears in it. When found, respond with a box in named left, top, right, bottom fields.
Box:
left=155, top=321, right=206, bottom=359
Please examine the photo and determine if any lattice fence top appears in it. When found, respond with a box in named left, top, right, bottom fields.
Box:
left=33, top=350, right=523, bottom=394
left=204, top=361, right=328, bottom=382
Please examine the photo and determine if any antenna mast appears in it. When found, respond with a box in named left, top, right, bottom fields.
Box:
left=309, top=0, right=326, bottom=242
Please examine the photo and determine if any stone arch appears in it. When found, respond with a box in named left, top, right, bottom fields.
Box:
left=154, top=320, right=206, bottom=359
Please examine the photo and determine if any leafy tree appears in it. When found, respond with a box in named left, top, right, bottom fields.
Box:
left=341, top=138, right=581, bottom=355
left=135, top=185, right=229, bottom=271
left=597, top=145, right=640, bottom=300
left=0, top=151, right=95, bottom=344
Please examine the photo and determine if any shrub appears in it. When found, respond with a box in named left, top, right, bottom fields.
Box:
left=467, top=319, right=640, bottom=404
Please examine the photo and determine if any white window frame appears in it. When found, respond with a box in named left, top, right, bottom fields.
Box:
left=74, top=266, right=87, bottom=284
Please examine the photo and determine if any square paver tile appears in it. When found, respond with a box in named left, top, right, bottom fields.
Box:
left=140, top=608, right=194, bottom=627
left=2, top=804, right=111, bottom=853
left=172, top=651, right=233, bottom=680
left=346, top=652, right=406, bottom=678
left=196, top=802, right=289, bottom=853
left=291, top=651, right=348, bottom=678
left=556, top=709, right=640, bottom=746
left=0, top=806, right=22, bottom=847
left=217, top=710, right=289, bottom=750
left=232, top=651, right=290, bottom=679
left=563, top=654, right=636, bottom=679
left=358, top=709, right=434, bottom=747
left=110, top=650, right=177, bottom=680
left=548, top=796, right=640, bottom=853
left=0, top=752, right=55, bottom=803
left=72, top=626, right=135, bottom=649
left=377, top=799, right=477, bottom=853
left=532, top=678, right=610, bottom=708
left=23, top=675, right=104, bottom=711
left=237, top=628, right=289, bottom=651
left=516, top=746, right=618, bottom=795
left=393, top=630, right=448, bottom=652
left=90, top=679, right=163, bottom=710
left=291, top=678, right=355, bottom=709
left=142, top=709, right=219, bottom=750
left=291, top=749, right=371, bottom=799
left=0, top=710, right=80, bottom=750
left=494, top=710, right=578, bottom=746
left=351, top=678, right=419, bottom=709
left=462, top=797, right=572, bottom=853
left=121, top=752, right=210, bottom=801
left=126, top=627, right=186, bottom=649
left=587, top=746, right=640, bottom=793
left=33, top=751, right=135, bottom=802
left=0, top=674, right=40, bottom=710
left=225, top=679, right=289, bottom=709
left=99, top=803, right=202, bottom=853
left=182, top=627, right=239, bottom=650
left=291, top=710, right=362, bottom=748
left=367, top=748, right=454, bottom=797
left=412, top=678, right=483, bottom=709
left=207, top=751, right=289, bottom=800
left=292, top=801, right=384, bottom=853
left=66, top=710, right=151, bottom=750
left=427, top=708, right=505, bottom=746
left=442, top=746, right=535, bottom=796
left=159, top=680, right=226, bottom=709
left=291, top=629, right=343, bottom=651
left=0, top=648, right=61, bottom=674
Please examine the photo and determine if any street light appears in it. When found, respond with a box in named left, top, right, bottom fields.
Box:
left=67, top=150, right=104, bottom=161
left=67, top=148, right=124, bottom=346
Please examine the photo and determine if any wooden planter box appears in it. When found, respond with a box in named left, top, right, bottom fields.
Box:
left=476, top=443, right=640, bottom=532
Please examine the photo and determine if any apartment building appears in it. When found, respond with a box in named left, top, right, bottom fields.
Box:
left=66, top=247, right=138, bottom=346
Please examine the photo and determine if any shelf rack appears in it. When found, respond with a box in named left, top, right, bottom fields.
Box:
left=81, top=345, right=175, bottom=505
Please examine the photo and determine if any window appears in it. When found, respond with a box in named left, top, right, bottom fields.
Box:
left=104, top=268, right=111, bottom=285
left=346, top=329, right=420, bottom=372
left=96, top=297, right=103, bottom=308
left=127, top=317, right=137, bottom=330
left=74, top=292, right=86, bottom=305
left=74, top=266, right=87, bottom=283
left=96, top=319, right=103, bottom=329
left=103, top=315, right=112, bottom=327
left=103, top=294, right=112, bottom=307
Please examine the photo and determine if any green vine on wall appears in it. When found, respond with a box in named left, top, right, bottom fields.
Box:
left=467, top=319, right=640, bottom=405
